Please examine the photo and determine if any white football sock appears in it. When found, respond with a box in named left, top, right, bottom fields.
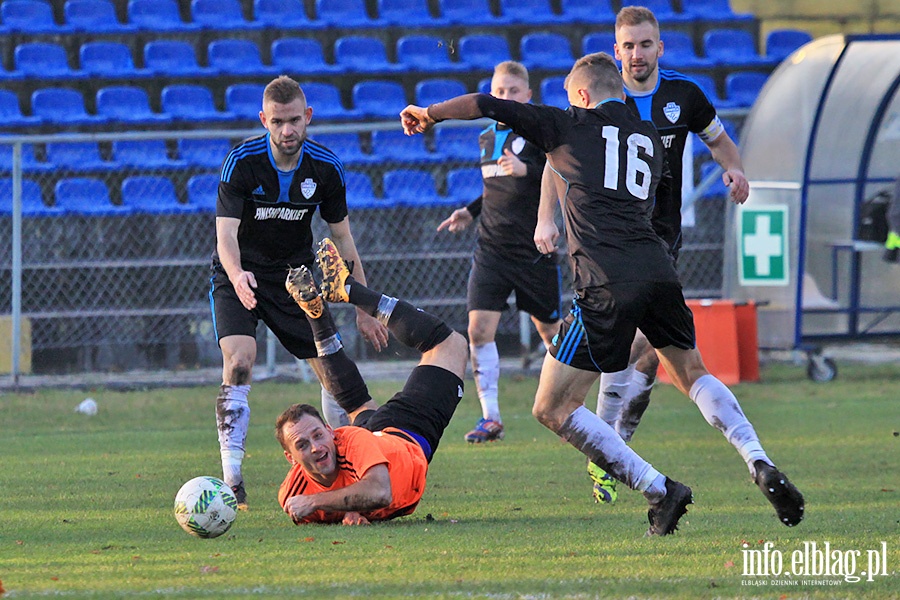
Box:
left=217, top=384, right=250, bottom=486
left=320, top=386, right=350, bottom=428
left=558, top=406, right=662, bottom=492
left=616, top=369, right=654, bottom=442
left=689, top=374, right=771, bottom=474
left=471, top=342, right=501, bottom=422
left=597, top=365, right=634, bottom=426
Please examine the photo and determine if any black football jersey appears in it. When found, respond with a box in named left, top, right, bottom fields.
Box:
left=624, top=69, right=718, bottom=251
left=470, top=123, right=546, bottom=261
left=473, top=95, right=677, bottom=289
left=214, top=134, right=348, bottom=274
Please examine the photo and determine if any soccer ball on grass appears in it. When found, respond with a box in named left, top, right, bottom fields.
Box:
left=173, top=476, right=238, bottom=538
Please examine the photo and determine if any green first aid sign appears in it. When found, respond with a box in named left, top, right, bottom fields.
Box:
left=738, top=205, right=789, bottom=286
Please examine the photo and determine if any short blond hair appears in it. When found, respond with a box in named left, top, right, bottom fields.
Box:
left=493, top=60, right=530, bottom=86
left=564, top=52, right=623, bottom=98
left=616, top=5, right=660, bottom=31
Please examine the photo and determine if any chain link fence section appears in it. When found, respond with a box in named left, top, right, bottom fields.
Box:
left=1, top=115, right=744, bottom=377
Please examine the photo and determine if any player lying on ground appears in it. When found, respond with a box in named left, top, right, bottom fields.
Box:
left=275, top=238, right=467, bottom=525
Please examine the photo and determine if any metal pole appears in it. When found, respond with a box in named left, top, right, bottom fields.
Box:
left=11, top=142, right=22, bottom=385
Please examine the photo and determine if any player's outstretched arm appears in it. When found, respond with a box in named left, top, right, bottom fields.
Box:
left=283, top=464, right=392, bottom=524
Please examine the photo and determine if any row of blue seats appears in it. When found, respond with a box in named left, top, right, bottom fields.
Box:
left=0, top=29, right=806, bottom=82
left=1, top=174, right=218, bottom=216
left=3, top=157, right=737, bottom=219
left=0, top=168, right=489, bottom=217
left=0, top=0, right=753, bottom=35
left=0, top=66, right=768, bottom=129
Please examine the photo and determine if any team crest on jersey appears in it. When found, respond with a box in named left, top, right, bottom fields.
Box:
left=663, top=101, right=681, bottom=124
left=300, top=178, right=317, bottom=199
left=511, top=137, right=526, bottom=154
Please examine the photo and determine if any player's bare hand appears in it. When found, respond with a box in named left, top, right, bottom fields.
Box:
left=534, top=220, right=559, bottom=255
left=342, top=512, right=371, bottom=526
left=357, top=309, right=388, bottom=352
left=723, top=169, right=749, bottom=204
left=437, top=207, right=473, bottom=233
left=284, top=494, right=317, bottom=521
left=232, top=271, right=258, bottom=310
left=400, top=105, right=434, bottom=135
left=498, top=149, right=527, bottom=177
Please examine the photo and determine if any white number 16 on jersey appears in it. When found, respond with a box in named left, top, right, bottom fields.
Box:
left=601, top=125, right=654, bottom=200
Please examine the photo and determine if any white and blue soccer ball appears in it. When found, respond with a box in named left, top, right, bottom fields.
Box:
left=173, top=476, right=238, bottom=539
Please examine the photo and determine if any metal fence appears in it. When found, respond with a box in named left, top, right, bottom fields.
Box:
left=0, top=115, right=745, bottom=380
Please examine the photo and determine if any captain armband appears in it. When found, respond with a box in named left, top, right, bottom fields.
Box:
left=697, top=115, right=726, bottom=144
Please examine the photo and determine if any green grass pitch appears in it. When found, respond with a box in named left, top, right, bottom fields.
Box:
left=1, top=362, right=898, bottom=599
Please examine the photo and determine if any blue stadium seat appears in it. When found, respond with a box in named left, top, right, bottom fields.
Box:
left=446, top=167, right=483, bottom=201
left=65, top=0, right=136, bottom=32
left=186, top=174, right=219, bottom=212
left=80, top=42, right=149, bottom=78
left=299, top=82, right=362, bottom=120
left=161, top=85, right=235, bottom=122
left=208, top=39, right=276, bottom=75
left=559, top=0, right=615, bottom=24
left=397, top=35, right=466, bottom=73
left=0, top=90, right=42, bottom=127
left=765, top=29, right=812, bottom=63
left=499, top=0, right=570, bottom=24
left=144, top=40, right=218, bottom=77
left=581, top=32, right=615, bottom=56
left=225, top=83, right=265, bottom=120
left=439, top=0, right=511, bottom=25
left=659, top=31, right=713, bottom=69
left=111, top=140, right=185, bottom=169
left=255, top=0, right=319, bottom=28
left=344, top=171, right=380, bottom=208
left=96, top=86, right=171, bottom=124
left=315, top=0, right=380, bottom=27
left=271, top=38, right=339, bottom=75
left=477, top=78, right=492, bottom=94
left=639, top=0, right=691, bottom=23
left=45, top=142, right=114, bottom=171
left=540, top=76, right=568, bottom=109
left=128, top=0, right=200, bottom=31
left=379, top=0, right=446, bottom=26
left=31, top=88, right=108, bottom=126
left=688, top=73, right=732, bottom=108
left=352, top=80, right=407, bottom=119
left=725, top=71, right=768, bottom=107
left=434, top=125, right=481, bottom=161
left=415, top=78, right=467, bottom=107
left=178, top=138, right=232, bottom=168
left=520, top=32, right=574, bottom=70
left=371, top=130, right=441, bottom=163
left=383, top=169, right=446, bottom=205
left=15, top=42, right=81, bottom=79
left=2, top=0, right=69, bottom=33
left=703, top=28, right=769, bottom=67
left=192, top=0, right=261, bottom=30
left=681, top=0, right=753, bottom=22
left=55, top=177, right=129, bottom=215
left=0, top=144, right=49, bottom=173
left=310, top=133, right=374, bottom=165
left=458, top=34, right=511, bottom=71
left=122, top=176, right=194, bottom=213
left=335, top=36, right=401, bottom=73
left=0, top=178, right=57, bottom=216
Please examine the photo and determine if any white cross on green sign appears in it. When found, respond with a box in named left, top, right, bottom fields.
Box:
left=738, top=205, right=789, bottom=286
